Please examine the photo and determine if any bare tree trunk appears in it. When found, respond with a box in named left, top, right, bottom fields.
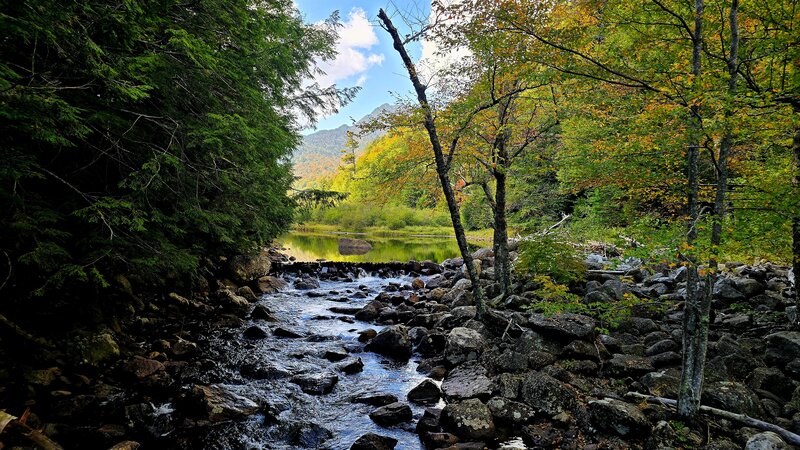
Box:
left=793, top=124, right=800, bottom=308
left=378, top=9, right=486, bottom=314
left=678, top=0, right=709, bottom=420
left=492, top=97, right=512, bottom=297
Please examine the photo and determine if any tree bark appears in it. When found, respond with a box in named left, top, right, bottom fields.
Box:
left=378, top=9, right=486, bottom=314
left=678, top=0, right=709, bottom=420
left=493, top=98, right=512, bottom=298
left=793, top=123, right=800, bottom=308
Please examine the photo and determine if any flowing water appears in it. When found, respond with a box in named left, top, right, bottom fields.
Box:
left=177, top=270, right=438, bottom=449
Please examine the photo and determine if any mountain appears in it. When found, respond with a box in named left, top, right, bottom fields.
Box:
left=292, top=103, right=393, bottom=187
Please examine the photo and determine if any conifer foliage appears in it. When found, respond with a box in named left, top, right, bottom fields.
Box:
left=0, top=1, right=345, bottom=295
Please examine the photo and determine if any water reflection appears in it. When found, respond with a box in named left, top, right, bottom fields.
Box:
left=277, top=232, right=481, bottom=263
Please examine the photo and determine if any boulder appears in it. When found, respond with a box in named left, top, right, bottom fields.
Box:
left=251, top=304, right=277, bottom=321
left=351, top=433, right=398, bottom=450
left=713, top=278, right=745, bottom=302
left=339, top=238, right=372, bottom=255
left=243, top=325, right=269, bottom=339
left=352, top=393, right=399, bottom=406
left=294, top=275, right=320, bottom=290
left=291, top=372, right=339, bottom=395
left=171, top=339, right=199, bottom=358
left=444, top=327, right=486, bottom=365
left=527, top=313, right=596, bottom=340
left=735, top=278, right=766, bottom=297
left=192, top=385, right=259, bottom=422
left=441, top=362, right=493, bottom=401
left=702, top=381, right=763, bottom=417
left=74, top=333, right=120, bottom=368
left=121, top=357, right=165, bottom=380
left=486, top=396, right=535, bottom=425
left=367, top=325, right=412, bottom=359
left=588, top=398, right=651, bottom=437
left=606, top=354, right=655, bottom=377
left=440, top=398, right=495, bottom=441
left=745, top=432, right=788, bottom=450
left=520, top=372, right=576, bottom=416
left=256, top=276, right=287, bottom=294
left=337, top=357, right=365, bottom=374
left=228, top=252, right=271, bottom=284
left=765, top=332, right=800, bottom=367
left=407, top=379, right=441, bottom=405
left=368, top=402, right=412, bottom=426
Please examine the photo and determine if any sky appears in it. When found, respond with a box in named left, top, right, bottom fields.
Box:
left=295, top=0, right=429, bottom=133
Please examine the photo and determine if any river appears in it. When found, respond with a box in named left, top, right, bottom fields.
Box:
left=276, top=231, right=481, bottom=263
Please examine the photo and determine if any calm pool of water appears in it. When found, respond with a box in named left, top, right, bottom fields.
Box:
left=277, top=231, right=481, bottom=263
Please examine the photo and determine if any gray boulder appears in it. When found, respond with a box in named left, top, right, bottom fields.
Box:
left=291, top=373, right=339, bottom=395
left=192, top=384, right=259, bottom=422
left=445, top=327, right=486, bottom=365
left=368, top=402, right=412, bottom=426
left=486, top=396, right=535, bottom=425
left=407, top=379, right=441, bottom=405
left=228, top=252, right=271, bottom=284
left=745, top=432, right=788, bottom=450
left=440, top=398, right=496, bottom=440
left=520, top=372, right=576, bottom=416
left=588, top=398, right=651, bottom=437
left=441, top=361, right=493, bottom=401
left=351, top=433, right=398, bottom=450
left=527, top=313, right=596, bottom=340
left=765, top=332, right=800, bottom=367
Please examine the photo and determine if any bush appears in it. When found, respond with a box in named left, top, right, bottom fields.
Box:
left=515, top=233, right=586, bottom=284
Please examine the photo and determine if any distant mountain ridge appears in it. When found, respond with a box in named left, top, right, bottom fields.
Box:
left=292, top=104, right=393, bottom=187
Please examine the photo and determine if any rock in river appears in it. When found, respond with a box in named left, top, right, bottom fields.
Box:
left=368, top=402, right=413, bottom=426
left=351, top=433, right=398, bottom=450
left=440, top=398, right=496, bottom=441
left=441, top=361, right=493, bottom=401
left=192, top=384, right=260, bottom=422
left=366, top=325, right=412, bottom=359
left=407, top=379, right=442, bottom=405
left=291, top=372, right=339, bottom=395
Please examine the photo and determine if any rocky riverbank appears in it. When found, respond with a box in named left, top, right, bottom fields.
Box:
left=0, top=246, right=798, bottom=449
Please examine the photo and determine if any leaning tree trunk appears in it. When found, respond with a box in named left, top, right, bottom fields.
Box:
left=678, top=0, right=710, bottom=420
left=378, top=9, right=486, bottom=314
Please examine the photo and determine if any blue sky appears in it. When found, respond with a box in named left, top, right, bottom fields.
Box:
left=295, top=1, right=428, bottom=132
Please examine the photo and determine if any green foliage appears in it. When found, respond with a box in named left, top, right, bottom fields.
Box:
left=515, top=234, right=586, bottom=284
left=309, top=203, right=451, bottom=232
left=0, top=0, right=346, bottom=296
left=525, top=276, right=660, bottom=333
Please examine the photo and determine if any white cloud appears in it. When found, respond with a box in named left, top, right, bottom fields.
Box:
left=418, top=0, right=472, bottom=85
left=313, top=8, right=384, bottom=87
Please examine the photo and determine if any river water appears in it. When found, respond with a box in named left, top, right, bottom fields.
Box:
left=276, top=231, right=478, bottom=264
left=178, top=270, right=437, bottom=449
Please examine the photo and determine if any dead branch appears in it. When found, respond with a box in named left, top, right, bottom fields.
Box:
left=625, top=392, right=800, bottom=445
left=0, top=410, right=64, bottom=450
left=0, top=314, right=55, bottom=350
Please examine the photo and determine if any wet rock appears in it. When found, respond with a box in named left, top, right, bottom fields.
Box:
left=228, top=252, right=271, bottom=284
left=745, top=432, right=788, bottom=450
left=324, top=349, right=349, bottom=362
left=121, top=357, right=165, bottom=380
left=588, top=398, right=651, bottom=437
left=368, top=402, right=413, bottom=426
left=171, top=339, right=199, bottom=358
left=520, top=372, right=576, bottom=416
left=417, top=407, right=442, bottom=433
left=351, top=432, right=398, bottom=450
left=445, top=327, right=486, bottom=365
left=355, top=305, right=379, bottom=322
left=215, top=289, right=250, bottom=315
left=441, top=398, right=496, bottom=441
left=408, top=379, right=441, bottom=405
left=274, top=327, right=303, bottom=338
left=352, top=393, right=399, bottom=406
left=294, top=275, right=321, bottom=290
left=192, top=384, right=260, bottom=422
left=337, top=357, right=365, bottom=374
left=236, top=286, right=259, bottom=302
left=441, top=362, right=493, bottom=401
left=417, top=332, right=447, bottom=356
left=765, top=332, right=800, bottom=367
left=422, top=432, right=459, bottom=449
left=486, top=396, right=535, bottom=425
left=703, top=381, right=763, bottom=417
left=243, top=325, right=269, bottom=339
left=291, top=372, right=339, bottom=395
left=250, top=304, right=277, bottom=321
left=358, top=329, right=378, bottom=342
left=289, top=422, right=333, bottom=447
left=411, top=278, right=426, bottom=290
left=606, top=354, right=655, bottom=377
left=240, top=363, right=291, bottom=380
left=527, top=313, right=596, bottom=340
left=256, top=275, right=287, bottom=294
left=367, top=325, right=412, bottom=359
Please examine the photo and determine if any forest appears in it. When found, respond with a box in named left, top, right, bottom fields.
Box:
left=0, top=0, right=799, bottom=449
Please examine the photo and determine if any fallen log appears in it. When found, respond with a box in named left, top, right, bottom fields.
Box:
left=0, top=410, right=64, bottom=450
left=625, top=392, right=800, bottom=445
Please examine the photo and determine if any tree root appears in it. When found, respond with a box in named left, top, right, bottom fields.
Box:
left=625, top=391, right=800, bottom=445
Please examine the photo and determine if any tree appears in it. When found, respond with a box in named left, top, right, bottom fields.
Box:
left=0, top=1, right=352, bottom=303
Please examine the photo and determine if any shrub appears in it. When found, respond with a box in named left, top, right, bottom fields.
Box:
left=515, top=233, right=586, bottom=284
